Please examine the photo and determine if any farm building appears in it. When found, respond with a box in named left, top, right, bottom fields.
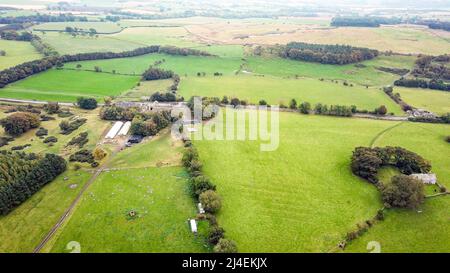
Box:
left=410, top=173, right=437, bottom=185
left=117, top=121, right=131, bottom=136
left=105, top=121, right=124, bottom=139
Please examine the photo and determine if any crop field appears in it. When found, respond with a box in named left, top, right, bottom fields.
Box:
left=0, top=39, right=42, bottom=70
left=246, top=55, right=416, bottom=87
left=395, top=87, right=450, bottom=115
left=178, top=75, right=404, bottom=114
left=0, top=69, right=140, bottom=102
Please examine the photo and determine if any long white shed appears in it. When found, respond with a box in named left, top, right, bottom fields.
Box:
left=117, top=121, right=131, bottom=136
left=105, top=121, right=124, bottom=139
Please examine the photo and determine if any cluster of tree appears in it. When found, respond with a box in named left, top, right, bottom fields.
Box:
left=409, top=113, right=450, bottom=124
left=313, top=103, right=356, bottom=117
left=0, top=112, right=40, bottom=136
left=99, top=106, right=138, bottom=121
left=0, top=136, right=14, bottom=148
left=0, top=14, right=87, bottom=25
left=142, top=67, right=174, bottom=81
left=59, top=118, right=87, bottom=135
left=30, top=36, right=59, bottom=57
left=159, top=46, right=213, bottom=57
left=76, top=97, right=98, bottom=110
left=394, top=78, right=450, bottom=91
left=281, top=42, right=378, bottom=65
left=382, top=175, right=425, bottom=209
left=416, top=20, right=450, bottom=32
left=351, top=146, right=431, bottom=186
left=187, top=97, right=221, bottom=120
left=331, top=16, right=402, bottom=27
left=67, top=132, right=89, bottom=148
left=383, top=86, right=413, bottom=111
left=376, top=66, right=410, bottom=76
left=0, top=30, right=33, bottom=41
left=149, top=92, right=180, bottom=102
left=169, top=74, right=181, bottom=92
left=0, top=57, right=60, bottom=88
left=0, top=151, right=66, bottom=215
left=129, top=111, right=173, bottom=137
left=182, top=140, right=237, bottom=253
left=69, top=149, right=97, bottom=167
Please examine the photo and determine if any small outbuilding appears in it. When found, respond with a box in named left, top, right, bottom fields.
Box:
left=410, top=173, right=437, bottom=185
left=189, top=219, right=198, bottom=234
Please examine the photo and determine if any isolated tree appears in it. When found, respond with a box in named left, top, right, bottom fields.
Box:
left=230, top=98, right=240, bottom=107
left=76, top=97, right=98, bottom=110
left=259, top=100, right=268, bottom=106
left=213, top=239, right=238, bottom=253
left=382, top=175, right=425, bottom=209
left=299, top=102, right=311, bottom=114
left=289, top=99, right=297, bottom=110
left=375, top=105, right=388, bottom=116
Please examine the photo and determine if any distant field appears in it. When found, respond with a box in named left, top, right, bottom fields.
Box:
left=0, top=39, right=41, bottom=70
left=395, top=87, right=450, bottom=115
left=179, top=75, right=404, bottom=114
left=64, top=53, right=243, bottom=76
left=194, top=111, right=389, bottom=252
left=247, top=55, right=416, bottom=87
left=47, top=167, right=207, bottom=252
left=118, top=79, right=173, bottom=101
left=0, top=69, right=139, bottom=102
left=32, top=22, right=124, bottom=33
left=345, top=122, right=450, bottom=252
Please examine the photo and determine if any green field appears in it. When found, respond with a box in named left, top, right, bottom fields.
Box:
left=179, top=75, right=404, bottom=114
left=396, top=87, right=450, bottom=115
left=63, top=53, right=243, bottom=76
left=0, top=69, right=140, bottom=102
left=46, top=167, right=207, bottom=253
left=193, top=111, right=449, bottom=252
left=345, top=122, right=450, bottom=252
left=32, top=22, right=124, bottom=33
left=0, top=39, right=42, bottom=70
left=0, top=169, right=92, bottom=253
left=246, top=55, right=416, bottom=87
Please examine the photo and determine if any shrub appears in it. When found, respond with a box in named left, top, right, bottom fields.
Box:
left=213, top=239, right=238, bottom=253
left=189, top=176, right=216, bottom=198
left=259, top=100, right=268, bottom=106
left=67, top=132, right=88, bottom=148
left=298, top=102, right=311, bottom=114
left=199, top=190, right=222, bottom=213
left=289, top=99, right=297, bottom=110
left=230, top=98, right=240, bottom=107
left=446, top=136, right=450, bottom=143
left=43, top=136, right=58, bottom=144
left=44, top=102, right=60, bottom=114
left=59, top=118, right=87, bottom=135
left=35, top=127, right=48, bottom=137
left=142, top=67, right=174, bottom=80
left=382, top=175, right=425, bottom=209
left=69, top=149, right=95, bottom=164
left=208, top=226, right=225, bottom=245
left=76, top=97, right=97, bottom=110
left=0, top=112, right=40, bottom=136
left=93, top=147, right=107, bottom=161
left=374, top=105, right=388, bottom=116
left=221, top=96, right=229, bottom=104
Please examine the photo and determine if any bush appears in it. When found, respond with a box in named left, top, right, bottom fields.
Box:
left=93, top=147, right=107, bottom=161
left=289, top=99, right=297, bottom=110
left=199, top=190, right=222, bottom=213
left=43, top=136, right=58, bottom=144
left=213, top=239, right=238, bottom=253
left=44, top=102, right=60, bottom=114
left=59, top=118, right=87, bottom=135
left=298, top=102, right=311, bottom=114
left=208, top=226, right=225, bottom=245
left=230, top=98, right=240, bottom=107
left=100, top=106, right=137, bottom=121
left=446, top=136, right=450, bottom=143
left=189, top=176, right=216, bottom=198
left=35, top=127, right=48, bottom=137
left=142, top=67, right=174, bottom=80
left=69, top=150, right=95, bottom=164
left=0, top=112, right=40, bottom=136
left=374, top=105, right=388, bottom=116
left=382, top=175, right=425, bottom=209
left=259, top=100, right=268, bottom=106
left=68, top=132, right=89, bottom=148
left=76, top=97, right=97, bottom=110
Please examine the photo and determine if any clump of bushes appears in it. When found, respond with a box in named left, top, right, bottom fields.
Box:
left=129, top=111, right=172, bottom=137
left=213, top=239, right=238, bottom=253
left=0, top=112, right=40, bottom=136
left=35, top=127, right=48, bottom=137
left=100, top=106, right=137, bottom=121
left=43, top=136, right=58, bottom=144
left=93, top=147, right=107, bottom=161
left=44, top=102, right=60, bottom=114
left=57, top=110, right=74, bottom=118
left=69, top=149, right=95, bottom=164
left=11, top=144, right=31, bottom=151
left=142, top=67, right=174, bottom=81
left=199, top=190, right=222, bottom=213
left=59, top=118, right=87, bottom=135
left=446, top=136, right=450, bottom=143
left=149, top=92, right=178, bottom=102
left=67, top=132, right=88, bottom=148
left=76, top=97, right=97, bottom=110
left=0, top=136, right=14, bottom=148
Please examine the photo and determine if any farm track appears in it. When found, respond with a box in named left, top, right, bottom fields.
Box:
left=33, top=139, right=126, bottom=253
left=369, top=121, right=405, bottom=148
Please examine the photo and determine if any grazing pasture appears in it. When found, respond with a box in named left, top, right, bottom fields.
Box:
left=395, top=87, right=450, bottom=115
left=178, top=75, right=404, bottom=114
left=247, top=55, right=415, bottom=87
left=0, top=69, right=140, bottom=102
left=32, top=22, right=124, bottom=33
left=193, top=111, right=392, bottom=252
left=345, top=122, right=450, bottom=252
left=118, top=79, right=173, bottom=101
left=0, top=39, right=41, bottom=70
left=0, top=170, right=92, bottom=253
left=46, top=167, right=207, bottom=253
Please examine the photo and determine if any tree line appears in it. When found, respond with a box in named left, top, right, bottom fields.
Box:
left=0, top=45, right=213, bottom=88
left=281, top=42, right=378, bottom=65
left=0, top=151, right=67, bottom=215
left=331, top=16, right=402, bottom=27
left=0, top=14, right=87, bottom=24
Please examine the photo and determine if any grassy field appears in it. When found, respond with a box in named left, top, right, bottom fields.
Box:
left=118, top=79, right=173, bottom=101
left=0, top=69, right=140, bottom=102
left=193, top=111, right=394, bottom=252
left=179, top=75, right=404, bottom=114
left=63, top=53, right=243, bottom=77
left=247, top=55, right=416, bottom=87
left=0, top=39, right=42, bottom=70
left=0, top=169, right=92, bottom=253
left=345, top=122, right=450, bottom=252
left=395, top=87, right=450, bottom=115
left=32, top=22, right=124, bottom=33
left=47, top=167, right=207, bottom=253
